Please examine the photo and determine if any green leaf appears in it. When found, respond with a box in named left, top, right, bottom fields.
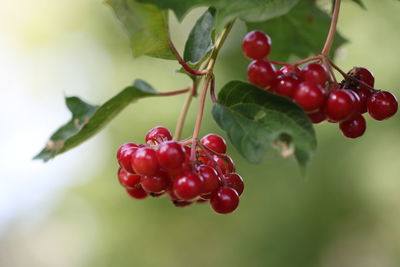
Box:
left=107, top=0, right=174, bottom=59
left=247, top=0, right=347, bottom=61
left=212, top=81, right=316, bottom=170
left=34, top=80, right=159, bottom=162
left=137, top=0, right=299, bottom=27
left=350, top=0, right=366, bottom=9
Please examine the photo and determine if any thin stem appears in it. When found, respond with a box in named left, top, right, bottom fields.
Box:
left=173, top=82, right=197, bottom=140
left=210, top=75, right=217, bottom=103
left=168, top=40, right=208, bottom=76
left=159, top=87, right=190, bottom=96
left=293, top=55, right=323, bottom=66
left=321, top=0, right=341, bottom=56
left=329, top=60, right=375, bottom=90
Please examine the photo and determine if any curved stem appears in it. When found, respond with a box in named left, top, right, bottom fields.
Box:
left=168, top=40, right=208, bottom=76
left=173, top=82, right=197, bottom=140
left=321, top=0, right=341, bottom=56
left=210, top=75, right=217, bottom=103
left=329, top=60, right=375, bottom=90
left=159, top=87, right=190, bottom=96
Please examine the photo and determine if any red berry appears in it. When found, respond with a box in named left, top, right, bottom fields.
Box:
left=242, top=30, right=271, bottom=60
left=131, top=147, right=159, bottom=176
left=156, top=141, right=185, bottom=170
left=221, top=173, right=244, bottom=196
left=210, top=155, right=235, bottom=175
left=210, top=187, right=239, bottom=214
left=301, top=63, right=329, bottom=86
left=273, top=75, right=299, bottom=98
left=280, top=65, right=301, bottom=76
left=173, top=172, right=203, bottom=200
left=117, top=144, right=139, bottom=173
left=126, top=186, right=148, bottom=199
left=354, top=67, right=374, bottom=88
left=140, top=173, right=169, bottom=193
left=308, top=110, right=326, bottom=124
left=145, top=126, right=172, bottom=145
left=118, top=168, right=141, bottom=189
left=367, top=90, right=398, bottom=120
left=324, top=89, right=356, bottom=122
left=347, top=89, right=362, bottom=118
left=294, top=82, right=326, bottom=112
left=200, top=134, right=227, bottom=154
left=248, top=60, right=277, bottom=89
left=356, top=87, right=373, bottom=113
left=339, top=115, right=366, bottom=138
left=196, top=164, right=221, bottom=194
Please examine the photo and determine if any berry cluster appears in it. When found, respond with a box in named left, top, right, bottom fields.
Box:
left=242, top=30, right=398, bottom=138
left=116, top=126, right=244, bottom=214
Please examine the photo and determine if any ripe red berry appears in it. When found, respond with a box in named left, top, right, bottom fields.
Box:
left=173, top=172, right=203, bottom=200
left=145, top=126, right=172, bottom=145
left=196, top=164, right=221, bottom=195
left=221, top=173, right=244, bottom=196
left=117, top=143, right=139, bottom=173
left=307, top=110, right=326, bottom=124
left=242, top=30, right=271, bottom=60
left=211, top=155, right=235, bottom=175
left=126, top=186, right=148, bottom=199
left=248, top=60, right=277, bottom=89
left=156, top=141, right=185, bottom=170
left=200, top=134, right=227, bottom=154
left=294, top=82, right=326, bottom=112
left=356, top=87, right=373, bottom=113
left=280, top=65, right=301, bottom=76
left=339, top=115, right=366, bottom=138
left=324, top=89, right=356, bottom=122
left=367, top=90, right=398, bottom=120
left=118, top=168, right=141, bottom=189
left=353, top=67, right=374, bottom=88
left=301, top=63, right=329, bottom=86
left=210, top=187, right=239, bottom=214
left=131, top=147, right=159, bottom=176
left=140, top=173, right=169, bottom=193
left=273, top=75, right=299, bottom=98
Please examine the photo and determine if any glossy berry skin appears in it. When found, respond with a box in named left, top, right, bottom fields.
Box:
left=156, top=141, right=185, bottom=170
left=273, top=75, right=299, bottom=98
left=173, top=172, right=203, bottom=200
left=118, top=168, right=141, bottom=189
left=356, top=87, right=373, bottom=113
left=301, top=63, right=329, bottom=86
left=140, top=173, right=169, bottom=193
left=248, top=60, right=277, bottom=88
left=196, top=164, right=221, bottom=194
left=280, top=65, right=301, bottom=77
left=210, top=187, right=239, bottom=214
left=347, top=89, right=362, bottom=117
left=339, top=115, right=366, bottom=138
left=118, top=144, right=139, bottom=173
left=200, top=134, right=227, bottom=154
left=367, top=91, right=398, bottom=120
left=221, top=173, right=244, bottom=196
left=242, top=30, right=271, bottom=60
left=211, top=155, right=235, bottom=175
left=131, top=147, right=159, bottom=176
left=126, top=186, right=148, bottom=199
left=308, top=110, right=326, bottom=124
left=294, top=82, right=326, bottom=112
left=145, top=126, right=172, bottom=145
left=354, top=67, right=374, bottom=88
left=324, top=89, right=356, bottom=122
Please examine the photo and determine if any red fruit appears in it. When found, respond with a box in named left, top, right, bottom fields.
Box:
left=324, top=89, right=356, bottom=122
left=196, top=164, right=221, bottom=194
left=221, top=173, right=244, bottom=196
left=156, top=141, right=185, bottom=170
left=248, top=60, right=277, bottom=89
left=172, top=200, right=192, bottom=208
left=145, top=126, right=172, bottom=145
left=242, top=30, right=271, bottom=60
left=210, top=187, right=239, bottom=214
left=210, top=155, right=235, bottom=175
left=356, top=87, right=373, bottom=113
left=173, top=172, right=203, bottom=200
left=200, top=134, right=227, bottom=154
left=280, top=65, right=301, bottom=76
left=339, top=115, right=366, bottom=138
left=367, top=90, right=398, bottom=120
left=354, top=67, right=374, bottom=88
left=273, top=75, right=299, bottom=98
left=347, top=89, right=362, bottom=118
left=126, top=186, right=148, bottom=199
left=118, top=144, right=139, bottom=173
left=118, top=168, right=141, bottom=189
left=301, top=63, right=329, bottom=86
left=140, top=173, right=169, bottom=193
left=294, top=82, right=326, bottom=112
left=308, top=110, right=326, bottom=124
left=131, top=147, right=159, bottom=176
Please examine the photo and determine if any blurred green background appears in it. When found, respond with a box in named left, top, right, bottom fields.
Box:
left=1, top=0, right=400, bottom=266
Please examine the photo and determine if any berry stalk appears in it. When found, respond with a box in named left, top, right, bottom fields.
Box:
left=321, top=0, right=341, bottom=57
